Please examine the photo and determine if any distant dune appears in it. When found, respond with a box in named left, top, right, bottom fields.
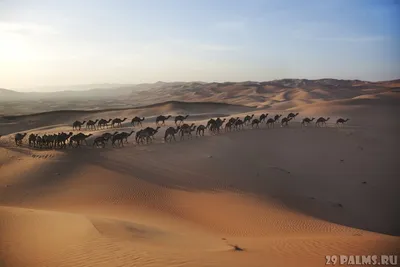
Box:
left=1, top=79, right=399, bottom=116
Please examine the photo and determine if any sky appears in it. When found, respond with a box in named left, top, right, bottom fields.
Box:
left=0, top=0, right=399, bottom=90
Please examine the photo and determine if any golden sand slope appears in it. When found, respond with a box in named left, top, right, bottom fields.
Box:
left=0, top=102, right=399, bottom=267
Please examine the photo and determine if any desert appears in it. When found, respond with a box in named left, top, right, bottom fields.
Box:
left=0, top=79, right=399, bottom=267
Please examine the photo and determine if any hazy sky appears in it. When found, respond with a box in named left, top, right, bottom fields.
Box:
left=1, top=0, right=399, bottom=90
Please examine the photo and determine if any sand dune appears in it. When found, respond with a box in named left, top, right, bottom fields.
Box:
left=1, top=81, right=399, bottom=267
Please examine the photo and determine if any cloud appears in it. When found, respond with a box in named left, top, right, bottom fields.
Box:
left=0, top=22, right=58, bottom=36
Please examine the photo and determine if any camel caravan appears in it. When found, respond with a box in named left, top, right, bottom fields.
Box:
left=8, top=113, right=350, bottom=149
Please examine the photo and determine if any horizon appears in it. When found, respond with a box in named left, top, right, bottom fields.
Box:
left=1, top=0, right=400, bottom=91
left=3, top=77, right=399, bottom=93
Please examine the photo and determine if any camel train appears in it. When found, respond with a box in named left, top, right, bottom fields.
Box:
left=10, top=113, right=349, bottom=149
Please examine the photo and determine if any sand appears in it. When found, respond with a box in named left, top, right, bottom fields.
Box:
left=0, top=81, right=399, bottom=267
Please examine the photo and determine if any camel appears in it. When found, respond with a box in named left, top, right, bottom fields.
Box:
left=93, top=132, right=118, bottom=147
left=225, top=117, right=239, bottom=132
left=196, top=125, right=207, bottom=136
left=14, top=133, right=27, bottom=146
left=69, top=133, right=92, bottom=147
left=101, top=131, right=119, bottom=143
left=281, top=117, right=293, bottom=127
left=34, top=135, right=44, bottom=148
left=31, top=132, right=70, bottom=149
left=111, top=131, right=134, bottom=147
left=316, top=117, right=330, bottom=127
left=274, top=114, right=282, bottom=123
left=234, top=119, right=244, bottom=130
left=301, top=117, right=315, bottom=127
left=228, top=117, right=239, bottom=124
left=97, top=119, right=112, bottom=129
left=210, top=118, right=226, bottom=134
left=224, top=121, right=234, bottom=132
left=206, top=118, right=216, bottom=129
left=93, top=136, right=108, bottom=148
left=55, top=132, right=74, bottom=149
left=156, top=115, right=171, bottom=126
left=336, top=118, right=349, bottom=126
left=111, top=133, right=125, bottom=147
left=164, top=126, right=181, bottom=142
left=243, top=114, right=254, bottom=125
left=175, top=115, right=189, bottom=125
left=206, top=118, right=224, bottom=130
left=42, top=134, right=54, bottom=148
left=179, top=123, right=196, bottom=140
left=119, top=131, right=135, bottom=143
left=72, top=120, right=86, bottom=130
left=216, top=117, right=224, bottom=126
left=251, top=119, right=261, bottom=128
left=266, top=118, right=276, bottom=128
left=287, top=112, right=299, bottom=120
left=112, top=118, right=127, bottom=128
left=86, top=119, right=99, bottom=130
left=259, top=113, right=268, bottom=123
left=136, top=127, right=160, bottom=144
left=28, top=133, right=38, bottom=147
left=135, top=127, right=160, bottom=143
left=131, top=117, right=145, bottom=127
left=29, top=133, right=47, bottom=149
